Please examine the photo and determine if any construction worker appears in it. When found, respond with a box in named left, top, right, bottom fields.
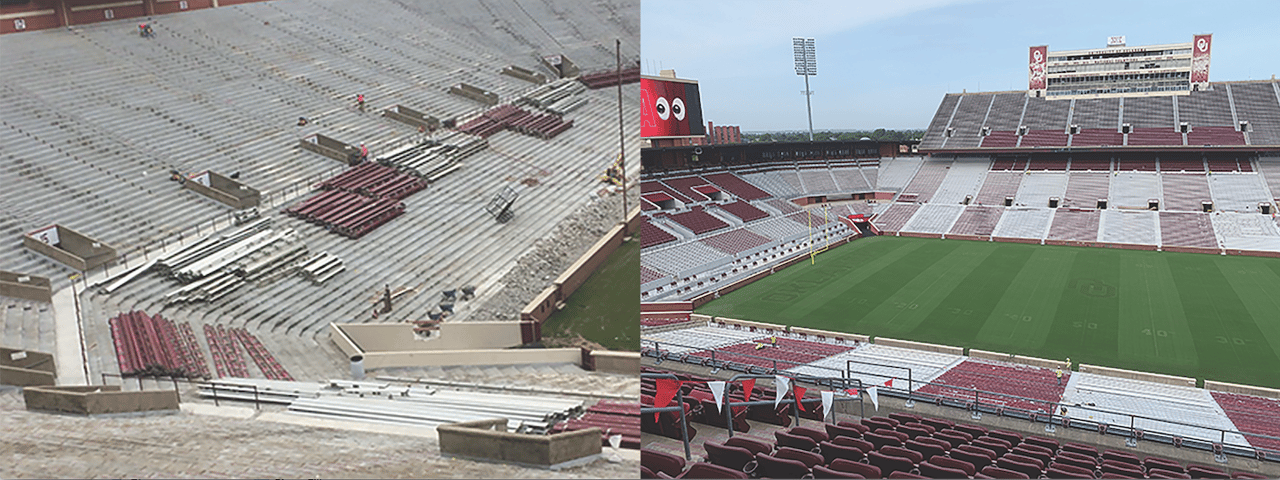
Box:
left=357, top=94, right=365, bottom=111
left=1055, top=368, right=1064, bottom=386
left=359, top=142, right=369, bottom=162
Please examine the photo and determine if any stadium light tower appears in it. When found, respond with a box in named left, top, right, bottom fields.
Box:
left=793, top=37, right=817, bottom=142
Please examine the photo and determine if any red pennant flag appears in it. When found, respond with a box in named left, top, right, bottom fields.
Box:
left=884, top=378, right=894, bottom=388
left=654, top=378, right=681, bottom=422
left=742, top=379, right=756, bottom=403
left=793, top=385, right=808, bottom=411
left=846, top=388, right=859, bottom=397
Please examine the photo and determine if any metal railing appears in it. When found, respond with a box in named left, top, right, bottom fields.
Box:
left=642, top=338, right=1280, bottom=463
left=640, top=373, right=691, bottom=460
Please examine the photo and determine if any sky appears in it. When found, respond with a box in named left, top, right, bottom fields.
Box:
left=641, top=0, right=1280, bottom=132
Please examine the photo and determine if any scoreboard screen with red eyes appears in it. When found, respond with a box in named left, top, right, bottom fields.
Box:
left=640, top=75, right=706, bottom=139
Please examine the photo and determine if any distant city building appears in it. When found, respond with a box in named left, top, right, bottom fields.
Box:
left=705, top=121, right=742, bottom=145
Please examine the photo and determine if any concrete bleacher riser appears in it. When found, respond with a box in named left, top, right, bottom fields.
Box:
left=1014, top=173, right=1067, bottom=208
left=931, top=158, right=991, bottom=205
left=4, top=0, right=641, bottom=387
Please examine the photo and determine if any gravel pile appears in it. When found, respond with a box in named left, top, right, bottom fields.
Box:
left=468, top=184, right=637, bottom=321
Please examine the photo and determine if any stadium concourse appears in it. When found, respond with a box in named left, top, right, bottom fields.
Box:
left=0, top=0, right=640, bottom=477
left=639, top=80, right=1280, bottom=477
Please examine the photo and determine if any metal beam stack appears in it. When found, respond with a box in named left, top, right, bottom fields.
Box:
left=577, top=65, right=641, bottom=89
left=195, top=378, right=584, bottom=432
left=109, top=311, right=209, bottom=378
left=298, top=252, right=344, bottom=285
left=317, top=162, right=426, bottom=201
left=285, top=190, right=405, bottom=239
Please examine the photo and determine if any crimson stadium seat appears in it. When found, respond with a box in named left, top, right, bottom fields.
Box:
left=881, top=445, right=923, bottom=466
left=833, top=435, right=875, bottom=453
left=903, top=439, right=946, bottom=461
left=642, top=449, right=687, bottom=478
left=774, top=446, right=823, bottom=469
left=725, top=436, right=771, bottom=457
left=813, top=465, right=865, bottom=479
left=703, top=441, right=754, bottom=472
left=748, top=453, right=812, bottom=479
left=929, top=455, right=977, bottom=477
left=868, top=450, right=916, bottom=476
left=818, top=440, right=866, bottom=465
left=830, top=458, right=881, bottom=478
left=982, top=464, right=1032, bottom=479
left=825, top=423, right=865, bottom=440
left=679, top=462, right=748, bottom=479
left=776, top=430, right=819, bottom=451
left=920, top=460, right=970, bottom=479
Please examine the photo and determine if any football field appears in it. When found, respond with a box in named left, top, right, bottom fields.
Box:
left=694, top=236, right=1280, bottom=389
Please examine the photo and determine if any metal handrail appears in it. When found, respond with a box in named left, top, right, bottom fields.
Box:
left=641, top=373, right=691, bottom=460
left=642, top=338, right=1280, bottom=461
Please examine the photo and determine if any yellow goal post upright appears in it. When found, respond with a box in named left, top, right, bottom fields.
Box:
left=808, top=203, right=832, bottom=264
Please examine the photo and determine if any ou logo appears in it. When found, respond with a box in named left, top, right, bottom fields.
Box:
left=1197, top=38, right=1208, bottom=52
left=1034, top=50, right=1043, bottom=62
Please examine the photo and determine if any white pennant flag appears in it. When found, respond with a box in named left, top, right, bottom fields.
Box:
left=821, top=390, right=835, bottom=420
left=707, top=381, right=726, bottom=414
left=774, top=376, right=791, bottom=409
left=867, top=386, right=880, bottom=411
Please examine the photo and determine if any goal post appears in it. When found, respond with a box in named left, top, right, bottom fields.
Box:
left=808, top=203, right=831, bottom=264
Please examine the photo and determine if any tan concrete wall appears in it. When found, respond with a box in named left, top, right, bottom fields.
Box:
left=521, top=285, right=560, bottom=323
left=328, top=323, right=362, bottom=358
left=362, top=348, right=581, bottom=370
left=1079, top=364, right=1196, bottom=388
left=590, top=351, right=639, bottom=375
left=968, top=349, right=1067, bottom=370
left=1008, top=354, right=1068, bottom=371
left=0, top=365, right=56, bottom=386
left=689, top=313, right=712, bottom=323
left=438, top=418, right=601, bottom=468
left=339, top=322, right=524, bottom=353
left=0, top=271, right=53, bottom=302
left=1204, top=380, right=1280, bottom=399
left=556, top=223, right=626, bottom=299
left=24, top=386, right=178, bottom=415
left=0, top=347, right=56, bottom=374
left=968, top=349, right=1014, bottom=363
left=714, top=316, right=788, bottom=333
left=521, top=208, right=639, bottom=324
left=790, top=327, right=869, bottom=345
left=874, top=337, right=964, bottom=356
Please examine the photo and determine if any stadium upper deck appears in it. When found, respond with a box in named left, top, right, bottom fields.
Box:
left=919, top=80, right=1280, bottom=153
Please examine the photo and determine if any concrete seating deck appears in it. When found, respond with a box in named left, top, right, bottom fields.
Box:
left=1062, top=173, right=1110, bottom=209
left=991, top=208, right=1052, bottom=240
left=1161, top=174, right=1212, bottom=211
left=1046, top=209, right=1100, bottom=242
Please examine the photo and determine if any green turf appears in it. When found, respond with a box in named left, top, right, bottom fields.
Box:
left=694, top=236, right=1280, bottom=388
left=541, top=237, right=639, bottom=351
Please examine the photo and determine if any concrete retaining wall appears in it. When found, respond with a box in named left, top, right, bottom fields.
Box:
left=0, top=365, right=56, bottom=386
left=874, top=337, right=963, bottom=355
left=790, top=327, right=869, bottom=345
left=966, top=349, right=1067, bottom=370
left=0, top=347, right=56, bottom=374
left=361, top=348, right=581, bottom=370
left=968, top=349, right=1014, bottom=363
left=521, top=207, right=639, bottom=323
left=24, top=385, right=178, bottom=415
left=1079, top=364, right=1196, bottom=388
left=438, top=418, right=600, bottom=469
left=589, top=351, right=639, bottom=375
left=1204, top=380, right=1280, bottom=399
left=339, top=322, right=524, bottom=352
left=714, top=317, right=788, bottom=334
left=0, top=271, right=53, bottom=302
